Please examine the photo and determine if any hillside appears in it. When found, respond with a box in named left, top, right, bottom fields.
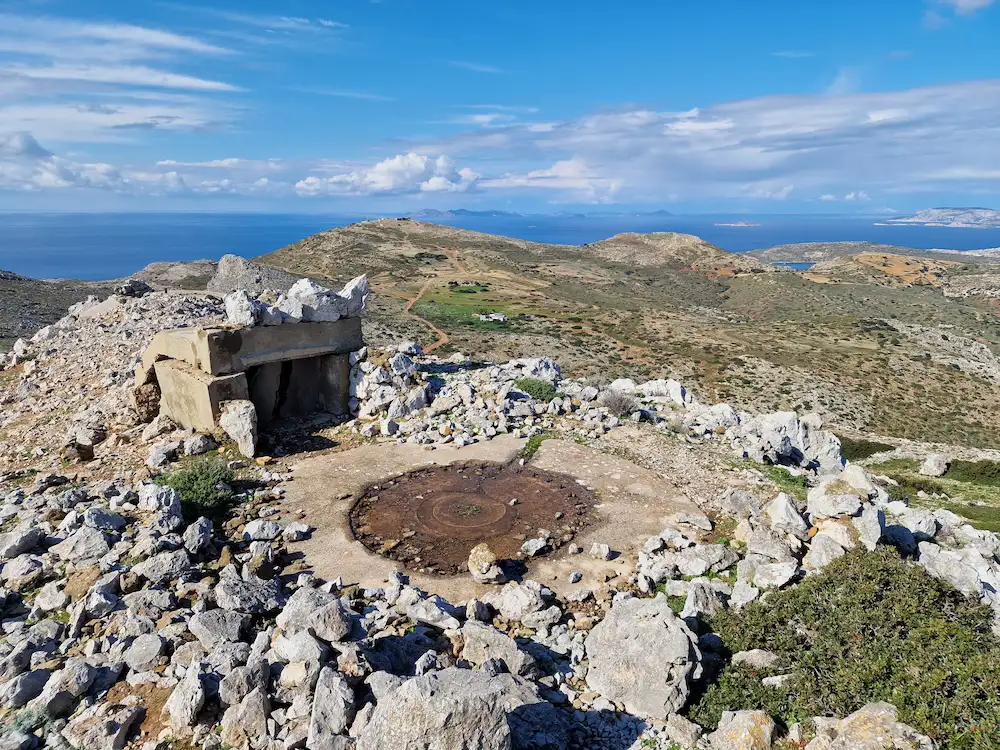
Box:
left=583, top=232, right=768, bottom=273
left=748, top=241, right=998, bottom=265
left=255, top=220, right=1000, bottom=449
left=886, top=207, right=1000, bottom=228
left=0, top=271, right=114, bottom=350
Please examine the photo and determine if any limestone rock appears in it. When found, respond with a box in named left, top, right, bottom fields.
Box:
left=467, top=543, right=505, bottom=584
left=189, top=609, right=248, bottom=649
left=124, top=633, right=165, bottom=673
left=0, top=527, right=45, bottom=559
left=220, top=399, right=258, bottom=458
left=220, top=686, right=270, bottom=750
left=62, top=702, right=144, bottom=750
left=307, top=666, right=356, bottom=750
left=355, top=667, right=567, bottom=750
left=707, top=710, right=776, bottom=750
left=460, top=621, right=540, bottom=678
left=919, top=454, right=949, bottom=478
left=805, top=702, right=934, bottom=750
left=585, top=595, right=702, bottom=720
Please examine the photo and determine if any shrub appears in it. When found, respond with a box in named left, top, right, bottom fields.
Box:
left=945, top=459, right=1000, bottom=487
left=157, top=457, right=236, bottom=521
left=835, top=434, right=894, bottom=462
left=599, top=389, right=640, bottom=417
left=688, top=549, right=1000, bottom=748
left=515, top=377, right=556, bottom=402
left=520, top=432, right=552, bottom=460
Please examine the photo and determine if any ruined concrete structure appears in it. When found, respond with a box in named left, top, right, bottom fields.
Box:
left=135, top=317, right=363, bottom=434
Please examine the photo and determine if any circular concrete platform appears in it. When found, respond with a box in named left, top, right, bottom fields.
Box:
left=349, top=461, right=597, bottom=575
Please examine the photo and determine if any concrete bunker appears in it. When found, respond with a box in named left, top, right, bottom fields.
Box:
left=133, top=275, right=369, bottom=455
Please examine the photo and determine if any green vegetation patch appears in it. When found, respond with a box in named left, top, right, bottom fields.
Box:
left=945, top=459, right=1000, bottom=487
left=520, top=432, right=553, bottom=461
left=737, top=460, right=811, bottom=501
left=157, top=457, right=236, bottom=522
left=688, top=549, right=1000, bottom=749
left=836, top=434, right=894, bottom=462
left=515, top=377, right=556, bottom=402
left=869, top=457, right=1000, bottom=533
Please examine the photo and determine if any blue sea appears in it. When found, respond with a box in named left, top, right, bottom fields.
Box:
left=1, top=212, right=1000, bottom=281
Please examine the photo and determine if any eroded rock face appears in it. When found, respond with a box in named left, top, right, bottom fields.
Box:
left=356, top=667, right=567, bottom=750
left=584, top=595, right=702, bottom=720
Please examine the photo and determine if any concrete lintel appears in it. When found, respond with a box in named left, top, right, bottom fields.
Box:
left=141, top=318, right=363, bottom=377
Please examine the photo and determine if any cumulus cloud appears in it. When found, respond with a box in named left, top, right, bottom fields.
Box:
left=409, top=78, right=1000, bottom=203
left=295, top=153, right=479, bottom=196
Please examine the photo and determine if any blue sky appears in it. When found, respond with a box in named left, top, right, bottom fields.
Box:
left=0, top=0, right=998, bottom=213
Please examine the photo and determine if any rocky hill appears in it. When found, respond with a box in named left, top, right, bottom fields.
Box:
left=748, top=241, right=998, bottom=265
left=582, top=232, right=768, bottom=274
left=256, top=220, right=1000, bottom=450
left=886, top=207, right=1000, bottom=228
left=1, top=282, right=999, bottom=749
left=0, top=271, right=115, bottom=351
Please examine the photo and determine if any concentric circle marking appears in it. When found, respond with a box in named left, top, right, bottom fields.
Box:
left=349, top=461, right=598, bottom=575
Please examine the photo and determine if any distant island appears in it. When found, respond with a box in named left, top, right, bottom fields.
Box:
left=406, top=208, right=674, bottom=220
left=881, top=207, right=1000, bottom=229
left=715, top=220, right=760, bottom=227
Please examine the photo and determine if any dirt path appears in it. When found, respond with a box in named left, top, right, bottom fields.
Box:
left=403, top=278, right=451, bottom=353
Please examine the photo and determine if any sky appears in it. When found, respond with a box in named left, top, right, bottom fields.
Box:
left=0, top=0, right=998, bottom=214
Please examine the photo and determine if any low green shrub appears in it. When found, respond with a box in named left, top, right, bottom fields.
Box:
left=157, top=457, right=236, bottom=521
left=835, top=434, right=894, bottom=462
left=515, top=377, right=556, bottom=402
left=520, top=432, right=552, bottom=460
left=687, top=549, right=1000, bottom=749
left=945, top=459, right=1000, bottom=487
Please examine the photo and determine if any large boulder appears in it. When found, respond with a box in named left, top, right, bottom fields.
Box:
left=919, top=454, right=949, bottom=478
left=734, top=411, right=844, bottom=475
left=584, top=595, right=702, bottom=720
left=355, top=667, right=567, bottom=750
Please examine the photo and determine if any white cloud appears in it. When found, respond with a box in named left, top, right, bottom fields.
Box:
left=819, top=194, right=837, bottom=201
left=297, top=88, right=393, bottom=101
left=844, top=191, right=870, bottom=201
left=408, top=78, right=1000, bottom=204
left=0, top=13, right=241, bottom=143
left=4, top=64, right=241, bottom=91
left=294, top=152, right=479, bottom=196
left=480, top=158, right=622, bottom=201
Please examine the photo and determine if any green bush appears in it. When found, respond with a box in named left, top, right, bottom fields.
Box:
left=688, top=549, right=1000, bottom=748
left=836, top=434, right=894, bottom=462
left=515, top=377, right=556, bottom=402
left=157, top=457, right=236, bottom=521
left=945, top=459, right=1000, bottom=487
left=520, top=432, right=552, bottom=460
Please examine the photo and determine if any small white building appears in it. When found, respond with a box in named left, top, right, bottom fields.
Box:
left=478, top=312, right=509, bottom=323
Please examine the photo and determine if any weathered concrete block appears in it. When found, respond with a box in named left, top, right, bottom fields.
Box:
left=154, top=359, right=249, bottom=432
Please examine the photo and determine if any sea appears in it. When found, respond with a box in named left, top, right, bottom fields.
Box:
left=2, top=212, right=1000, bottom=281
